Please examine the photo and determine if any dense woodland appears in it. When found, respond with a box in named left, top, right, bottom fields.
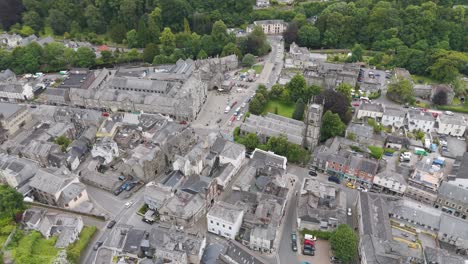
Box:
left=0, top=0, right=467, bottom=84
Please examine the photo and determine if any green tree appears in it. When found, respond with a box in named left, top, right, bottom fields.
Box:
left=74, top=47, right=96, bottom=68
left=109, top=23, right=127, bottom=44
left=100, top=50, right=114, bottom=65
left=387, top=79, right=414, bottom=104
left=249, top=97, right=264, bottom=115
left=298, top=25, right=321, bottom=48
left=221, top=43, right=241, bottom=58
left=286, top=74, right=307, bottom=103
left=137, top=17, right=151, bottom=48
left=147, top=8, right=162, bottom=43
left=18, top=26, right=35, bottom=37
left=143, top=43, right=160, bottom=63
left=320, top=110, right=346, bottom=141
left=197, top=49, right=208, bottom=59
left=336, top=83, right=353, bottom=102
left=21, top=10, right=42, bottom=32
left=242, top=53, right=255, bottom=67
left=0, top=185, right=25, bottom=219
left=266, top=136, right=289, bottom=157
left=126, top=29, right=139, bottom=48
left=292, top=98, right=305, bottom=120
left=270, top=84, right=284, bottom=99
left=242, top=133, right=260, bottom=150
left=239, top=26, right=270, bottom=56
left=283, top=22, right=299, bottom=44
left=330, top=225, right=358, bottom=263
left=160, top=27, right=176, bottom=55
left=85, top=4, right=106, bottom=34
left=47, top=9, right=70, bottom=35
left=280, top=89, right=291, bottom=104
left=347, top=44, right=363, bottom=62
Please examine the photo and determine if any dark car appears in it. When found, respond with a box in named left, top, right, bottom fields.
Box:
left=93, top=241, right=103, bottom=251
left=328, top=176, right=341, bottom=184
left=303, top=245, right=315, bottom=256
left=107, top=220, right=116, bottom=229
left=308, top=171, right=317, bottom=177
left=292, top=241, right=297, bottom=251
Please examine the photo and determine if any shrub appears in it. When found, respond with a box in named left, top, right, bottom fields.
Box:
left=301, top=228, right=334, bottom=240
left=67, top=226, right=97, bottom=264
left=368, top=146, right=384, bottom=159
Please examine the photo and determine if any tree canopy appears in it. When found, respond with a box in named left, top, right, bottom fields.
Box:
left=320, top=110, right=346, bottom=141
left=387, top=79, right=415, bottom=104
left=330, top=224, right=358, bottom=263
left=0, top=185, right=25, bottom=220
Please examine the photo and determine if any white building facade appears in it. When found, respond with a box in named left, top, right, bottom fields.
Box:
left=356, top=103, right=384, bottom=120
left=247, top=20, right=288, bottom=35
left=382, top=108, right=406, bottom=129
left=437, top=115, right=467, bottom=137
left=407, top=110, right=435, bottom=132
left=207, top=202, right=244, bottom=240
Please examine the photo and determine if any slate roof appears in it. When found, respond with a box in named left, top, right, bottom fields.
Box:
left=58, top=182, right=85, bottom=205
left=359, top=103, right=384, bottom=112
left=0, top=102, right=23, bottom=119
left=29, top=169, right=72, bottom=195
left=123, top=229, right=146, bottom=254
left=208, top=201, right=244, bottom=225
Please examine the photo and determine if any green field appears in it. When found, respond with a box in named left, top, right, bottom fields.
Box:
left=263, top=99, right=295, bottom=118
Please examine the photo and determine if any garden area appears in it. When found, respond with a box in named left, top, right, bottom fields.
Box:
left=263, top=99, right=295, bottom=118
left=10, top=231, right=60, bottom=264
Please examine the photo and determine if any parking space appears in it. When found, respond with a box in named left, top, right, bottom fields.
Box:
left=444, top=136, right=466, bottom=158
left=296, top=239, right=331, bottom=264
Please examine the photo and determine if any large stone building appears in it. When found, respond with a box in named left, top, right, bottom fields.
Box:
left=0, top=103, right=32, bottom=136
left=303, top=62, right=360, bottom=90
left=240, top=104, right=323, bottom=150
left=247, top=20, right=288, bottom=35
left=69, top=57, right=237, bottom=121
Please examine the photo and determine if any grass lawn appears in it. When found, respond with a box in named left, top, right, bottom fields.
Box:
left=240, top=64, right=264, bottom=74
left=263, top=99, right=295, bottom=118
left=411, top=75, right=440, bottom=84
left=437, top=104, right=468, bottom=114
left=452, top=97, right=461, bottom=105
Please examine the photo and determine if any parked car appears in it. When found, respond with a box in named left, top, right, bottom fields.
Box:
left=303, top=245, right=315, bottom=256
left=308, top=171, right=317, bottom=176
left=346, top=182, right=356, bottom=189
left=125, top=201, right=134, bottom=208
left=347, top=208, right=352, bottom=216
left=93, top=241, right=103, bottom=251
left=328, top=176, right=340, bottom=184
left=107, top=220, right=116, bottom=229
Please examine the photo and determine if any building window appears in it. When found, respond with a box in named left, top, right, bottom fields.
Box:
left=210, top=220, right=213, bottom=224
left=223, top=224, right=225, bottom=228
left=229, top=226, right=232, bottom=230
left=217, top=222, right=219, bottom=226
